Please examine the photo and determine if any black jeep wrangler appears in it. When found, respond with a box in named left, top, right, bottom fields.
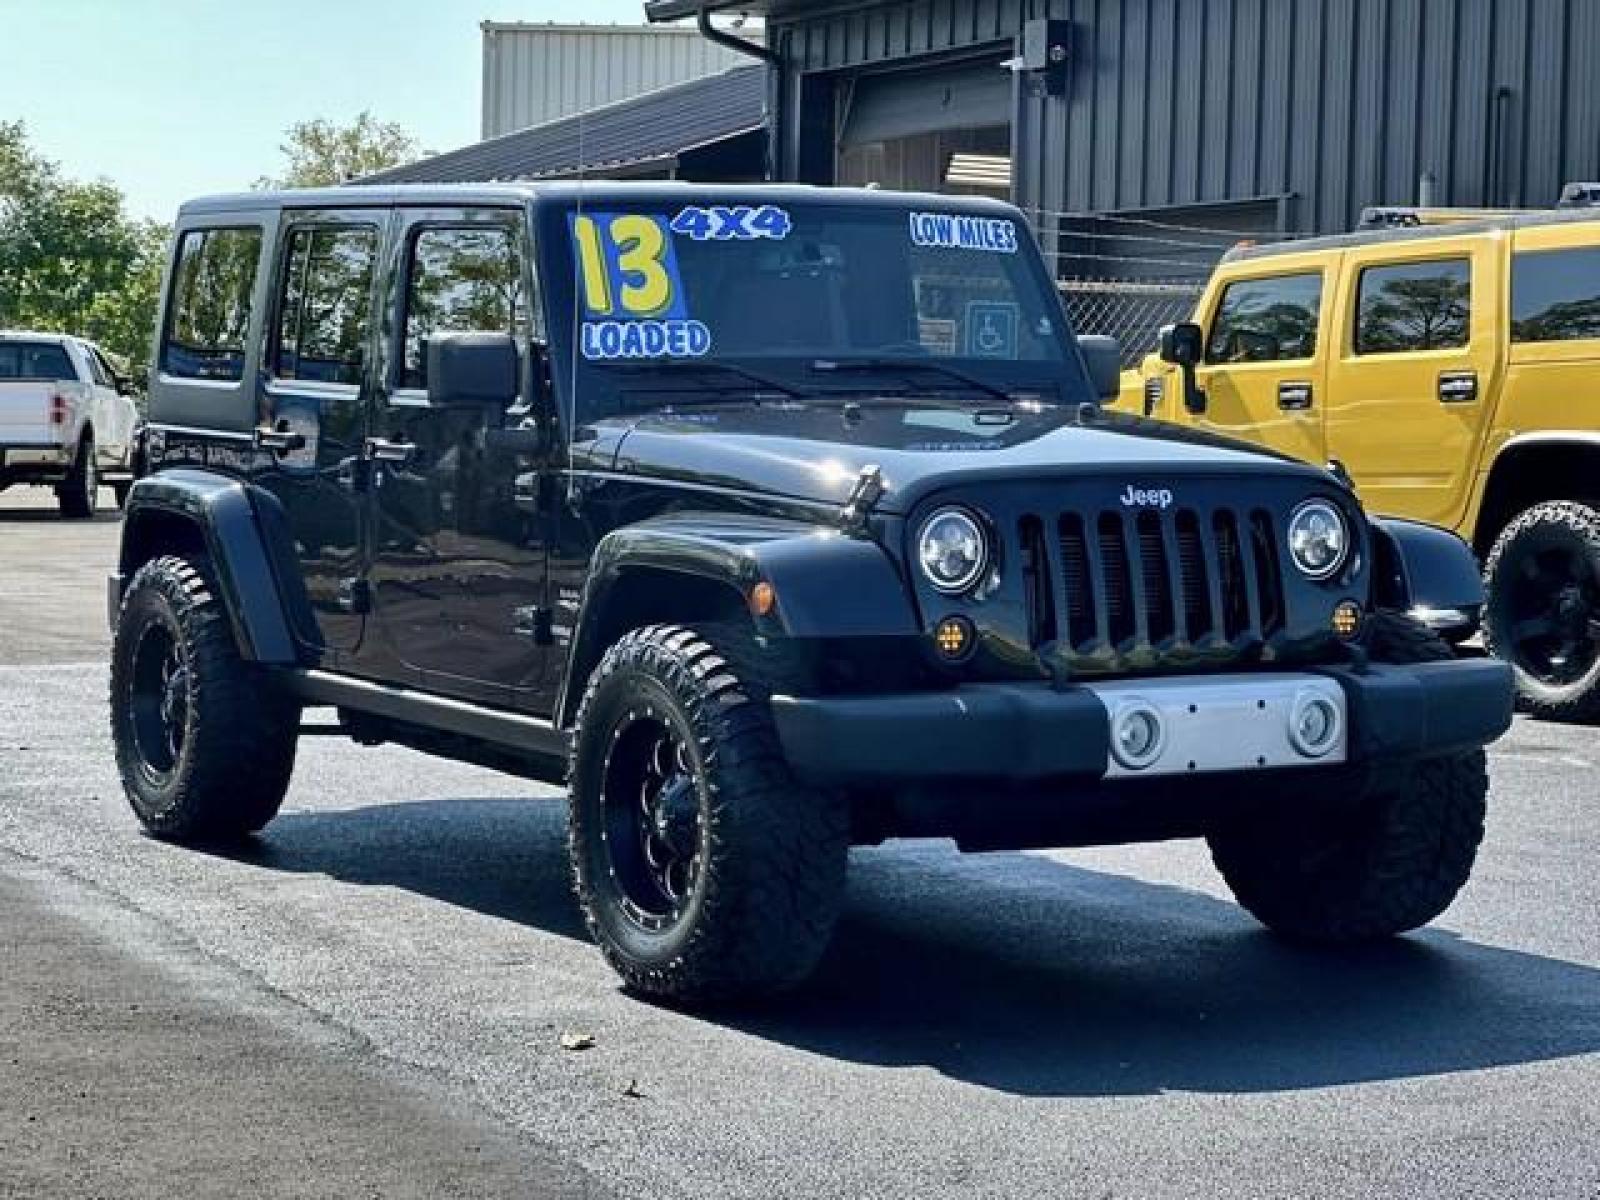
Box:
left=109, top=183, right=1512, bottom=1001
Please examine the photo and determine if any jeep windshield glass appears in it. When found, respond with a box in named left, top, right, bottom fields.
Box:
left=541, top=198, right=1083, bottom=416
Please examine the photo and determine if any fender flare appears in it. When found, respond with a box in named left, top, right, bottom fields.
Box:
left=556, top=514, right=919, bottom=728
left=1368, top=516, right=1484, bottom=616
left=119, top=469, right=314, bottom=664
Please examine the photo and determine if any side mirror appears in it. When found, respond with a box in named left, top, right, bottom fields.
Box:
left=1158, top=322, right=1207, bottom=414
left=425, top=332, right=519, bottom=409
left=1076, top=335, right=1122, bottom=402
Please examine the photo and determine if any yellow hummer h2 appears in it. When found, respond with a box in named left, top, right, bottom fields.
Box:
left=1123, top=200, right=1600, bottom=719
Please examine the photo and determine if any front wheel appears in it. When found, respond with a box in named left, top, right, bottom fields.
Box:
left=1207, top=612, right=1487, bottom=942
left=1483, top=500, right=1600, bottom=721
left=567, top=624, right=849, bottom=1001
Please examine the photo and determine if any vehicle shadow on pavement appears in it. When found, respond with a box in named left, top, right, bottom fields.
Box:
left=0, top=504, right=122, bottom=523
left=230, top=800, right=1600, bottom=1098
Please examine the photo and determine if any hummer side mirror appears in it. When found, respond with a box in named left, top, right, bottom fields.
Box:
left=426, top=332, right=520, bottom=409
left=1158, top=322, right=1207, bottom=414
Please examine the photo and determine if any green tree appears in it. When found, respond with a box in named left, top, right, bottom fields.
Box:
left=259, top=111, right=425, bottom=188
left=0, top=122, right=168, bottom=377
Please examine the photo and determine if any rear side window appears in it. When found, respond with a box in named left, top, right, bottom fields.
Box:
left=1511, top=246, right=1600, bottom=343
left=1205, top=273, right=1322, bottom=363
left=0, top=342, right=76, bottom=381
left=1354, top=258, right=1471, bottom=354
left=163, top=227, right=263, bottom=382
left=401, top=225, right=529, bottom=389
left=274, top=225, right=380, bottom=385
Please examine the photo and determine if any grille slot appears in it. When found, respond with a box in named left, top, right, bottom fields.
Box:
left=1030, top=504, right=1286, bottom=666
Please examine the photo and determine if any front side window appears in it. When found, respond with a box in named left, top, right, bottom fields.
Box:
left=0, top=342, right=76, bottom=381
left=1205, top=273, right=1322, bottom=363
left=163, top=227, right=263, bottom=382
left=401, top=224, right=530, bottom=389
left=1354, top=258, right=1471, bottom=355
left=1511, top=245, right=1600, bottom=344
left=274, top=225, right=380, bottom=385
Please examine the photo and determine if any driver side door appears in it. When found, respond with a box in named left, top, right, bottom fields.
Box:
left=362, top=207, right=551, bottom=709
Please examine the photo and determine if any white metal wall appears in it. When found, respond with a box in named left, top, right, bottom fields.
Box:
left=481, top=22, right=761, bottom=140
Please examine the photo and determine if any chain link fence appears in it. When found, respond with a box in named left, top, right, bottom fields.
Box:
left=1058, top=278, right=1205, bottom=368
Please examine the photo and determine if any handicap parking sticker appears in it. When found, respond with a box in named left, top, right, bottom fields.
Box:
left=965, top=302, right=1020, bottom=359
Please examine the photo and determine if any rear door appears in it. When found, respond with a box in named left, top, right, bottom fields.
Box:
left=362, top=206, right=549, bottom=707
left=1324, top=234, right=1502, bottom=529
left=253, top=207, right=391, bottom=659
left=1189, top=257, right=1331, bottom=466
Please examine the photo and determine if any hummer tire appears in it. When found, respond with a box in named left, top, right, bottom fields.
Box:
left=568, top=624, right=849, bottom=1000
left=1207, top=612, right=1488, bottom=942
left=110, top=554, right=299, bottom=841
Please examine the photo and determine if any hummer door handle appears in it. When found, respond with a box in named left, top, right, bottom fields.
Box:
left=1438, top=371, right=1479, bottom=403
left=365, top=437, right=416, bottom=465
left=1278, top=381, right=1314, bottom=411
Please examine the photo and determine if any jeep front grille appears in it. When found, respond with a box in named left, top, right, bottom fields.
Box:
left=1020, top=505, right=1286, bottom=670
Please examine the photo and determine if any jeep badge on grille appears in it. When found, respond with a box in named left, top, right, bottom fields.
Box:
left=1120, top=486, right=1175, bottom=509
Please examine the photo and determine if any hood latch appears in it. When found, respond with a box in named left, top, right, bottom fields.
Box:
left=840, top=463, right=885, bottom=533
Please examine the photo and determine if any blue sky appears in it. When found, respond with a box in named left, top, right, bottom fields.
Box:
left=2, top=0, right=652, bottom=221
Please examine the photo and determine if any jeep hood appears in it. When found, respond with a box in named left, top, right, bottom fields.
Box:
left=605, top=401, right=1328, bottom=515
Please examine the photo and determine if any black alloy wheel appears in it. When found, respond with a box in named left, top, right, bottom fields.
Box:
left=127, top=618, right=191, bottom=782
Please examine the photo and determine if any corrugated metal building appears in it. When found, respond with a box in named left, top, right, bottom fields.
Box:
left=647, top=0, right=1600, bottom=354
left=481, top=21, right=762, bottom=138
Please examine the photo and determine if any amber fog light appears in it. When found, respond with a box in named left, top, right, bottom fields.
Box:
left=1332, top=599, right=1362, bottom=639
left=933, top=615, right=975, bottom=661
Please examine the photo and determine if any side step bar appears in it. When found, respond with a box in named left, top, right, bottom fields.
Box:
left=283, top=670, right=569, bottom=762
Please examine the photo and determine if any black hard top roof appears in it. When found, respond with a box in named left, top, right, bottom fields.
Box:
left=1228, top=206, right=1600, bottom=263
left=175, top=181, right=1023, bottom=220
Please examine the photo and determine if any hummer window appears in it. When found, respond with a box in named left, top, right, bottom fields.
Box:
left=401, top=225, right=531, bottom=390
left=1510, top=246, right=1600, bottom=343
left=1353, top=258, right=1471, bottom=355
left=1204, top=273, right=1322, bottom=363
left=274, top=225, right=380, bottom=386
left=162, top=226, right=263, bottom=382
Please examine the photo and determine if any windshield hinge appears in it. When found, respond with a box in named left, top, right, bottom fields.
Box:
left=839, top=463, right=885, bottom=533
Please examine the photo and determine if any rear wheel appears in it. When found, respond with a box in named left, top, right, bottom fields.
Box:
left=1483, top=500, right=1600, bottom=721
left=568, top=624, right=848, bottom=1001
left=1208, top=612, right=1488, bottom=942
left=110, top=555, right=299, bottom=841
left=58, top=434, right=97, bottom=519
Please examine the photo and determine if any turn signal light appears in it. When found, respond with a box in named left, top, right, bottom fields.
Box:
left=748, top=581, right=777, bottom=618
left=1332, top=600, right=1362, bottom=639
left=933, top=615, right=975, bottom=661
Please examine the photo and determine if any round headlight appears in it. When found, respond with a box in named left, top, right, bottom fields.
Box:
left=1287, top=499, right=1349, bottom=581
left=918, top=507, right=989, bottom=595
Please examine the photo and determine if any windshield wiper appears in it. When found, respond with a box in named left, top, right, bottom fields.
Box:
left=610, top=360, right=800, bottom=399
left=809, top=357, right=1014, bottom=402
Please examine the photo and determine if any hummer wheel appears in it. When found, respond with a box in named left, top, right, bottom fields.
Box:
left=1483, top=500, right=1600, bottom=722
left=110, top=555, right=299, bottom=842
left=1207, top=612, right=1488, bottom=943
left=567, top=624, right=848, bottom=1001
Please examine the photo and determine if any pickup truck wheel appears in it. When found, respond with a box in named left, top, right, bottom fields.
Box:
left=58, top=434, right=97, bottom=519
left=568, top=624, right=848, bottom=1001
left=1207, top=612, right=1487, bottom=942
left=1482, top=500, right=1600, bottom=721
left=110, top=555, right=299, bottom=842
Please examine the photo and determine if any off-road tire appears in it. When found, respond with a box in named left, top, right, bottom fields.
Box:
left=1482, top=500, right=1600, bottom=722
left=58, top=433, right=97, bottom=519
left=568, top=624, right=849, bottom=1001
left=1207, top=611, right=1487, bottom=942
left=110, top=555, right=299, bottom=842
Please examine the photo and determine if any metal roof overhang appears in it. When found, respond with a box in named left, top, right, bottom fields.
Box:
left=645, top=0, right=856, bottom=22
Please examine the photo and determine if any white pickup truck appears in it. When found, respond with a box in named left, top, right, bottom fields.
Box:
left=0, top=331, right=141, bottom=517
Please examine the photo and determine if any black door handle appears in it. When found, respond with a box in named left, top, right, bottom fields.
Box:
left=1278, top=381, right=1314, bottom=411
left=1439, top=371, right=1479, bottom=403
left=364, top=437, right=416, bottom=465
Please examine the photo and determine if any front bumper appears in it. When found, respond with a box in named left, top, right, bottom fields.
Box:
left=770, top=659, right=1513, bottom=787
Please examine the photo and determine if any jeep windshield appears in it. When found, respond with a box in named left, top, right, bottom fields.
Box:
left=539, top=197, right=1086, bottom=417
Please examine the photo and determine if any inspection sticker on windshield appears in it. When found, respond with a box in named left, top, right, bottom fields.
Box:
left=669, top=204, right=791, bottom=242
left=909, top=212, right=1020, bottom=254
left=570, top=212, right=711, bottom=360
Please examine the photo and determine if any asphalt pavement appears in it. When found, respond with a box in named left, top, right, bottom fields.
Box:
left=1, top=483, right=1598, bottom=1199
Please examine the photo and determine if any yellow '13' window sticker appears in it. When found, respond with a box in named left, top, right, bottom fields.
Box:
left=569, top=213, right=708, bottom=360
